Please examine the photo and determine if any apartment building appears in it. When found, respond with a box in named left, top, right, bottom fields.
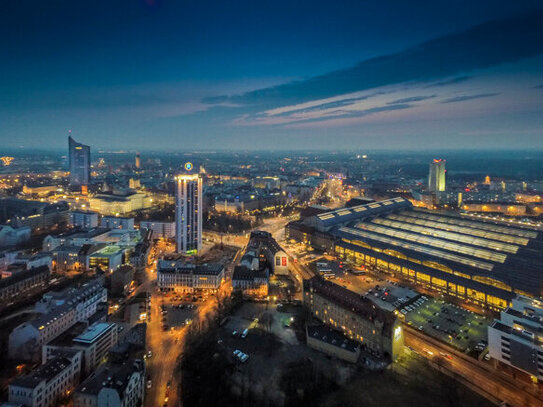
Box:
left=488, top=296, right=543, bottom=381
left=0, top=265, right=49, bottom=301
left=303, top=277, right=403, bottom=361
left=100, top=216, right=134, bottom=230
left=73, top=359, right=145, bottom=407
left=157, top=259, right=224, bottom=293
left=232, top=266, right=269, bottom=297
left=9, top=349, right=82, bottom=407
left=139, top=220, right=175, bottom=239
left=43, top=322, right=119, bottom=376
left=9, top=280, right=107, bottom=360
left=70, top=210, right=99, bottom=229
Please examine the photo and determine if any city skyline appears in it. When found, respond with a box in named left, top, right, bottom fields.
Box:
left=1, top=1, right=543, bottom=151
left=3, top=3, right=543, bottom=407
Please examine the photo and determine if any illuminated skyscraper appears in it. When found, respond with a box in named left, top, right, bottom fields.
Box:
left=175, top=166, right=202, bottom=254
left=68, top=133, right=91, bottom=188
left=135, top=152, right=141, bottom=169
left=428, top=159, right=446, bottom=192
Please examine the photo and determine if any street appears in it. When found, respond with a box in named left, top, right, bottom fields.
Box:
left=405, top=327, right=543, bottom=407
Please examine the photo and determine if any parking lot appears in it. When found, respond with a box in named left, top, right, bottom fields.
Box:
left=161, top=303, right=197, bottom=329
left=402, top=297, right=491, bottom=352
left=309, top=260, right=420, bottom=312
left=155, top=294, right=200, bottom=332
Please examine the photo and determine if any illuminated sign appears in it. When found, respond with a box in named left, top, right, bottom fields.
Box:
left=184, top=162, right=193, bottom=171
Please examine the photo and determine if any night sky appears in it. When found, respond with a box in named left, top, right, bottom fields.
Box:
left=1, top=0, right=543, bottom=151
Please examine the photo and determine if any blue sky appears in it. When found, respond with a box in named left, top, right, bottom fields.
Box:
left=1, top=0, right=543, bottom=150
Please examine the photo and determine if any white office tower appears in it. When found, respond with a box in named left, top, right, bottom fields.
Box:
left=175, top=173, right=202, bottom=254
left=428, top=158, right=446, bottom=192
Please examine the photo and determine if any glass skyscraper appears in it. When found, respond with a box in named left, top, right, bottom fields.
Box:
left=428, top=158, right=446, bottom=192
left=68, top=135, right=91, bottom=188
left=175, top=172, right=202, bottom=254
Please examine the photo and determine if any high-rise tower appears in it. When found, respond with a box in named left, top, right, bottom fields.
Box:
left=135, top=152, right=141, bottom=169
left=175, top=164, right=202, bottom=254
left=428, top=159, right=446, bottom=192
left=68, top=132, right=91, bottom=188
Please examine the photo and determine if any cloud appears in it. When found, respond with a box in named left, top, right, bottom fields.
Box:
left=201, top=95, right=230, bottom=105
left=233, top=101, right=414, bottom=127
left=270, top=92, right=387, bottom=116
left=205, top=10, right=543, bottom=108
left=425, top=76, right=472, bottom=88
left=387, top=95, right=436, bottom=104
left=441, top=93, right=500, bottom=103
left=534, top=83, right=543, bottom=89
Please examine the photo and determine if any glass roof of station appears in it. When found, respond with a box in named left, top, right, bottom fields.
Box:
left=387, top=213, right=530, bottom=246
left=406, top=211, right=538, bottom=239
left=371, top=217, right=520, bottom=254
left=337, top=226, right=495, bottom=271
left=315, top=197, right=410, bottom=226
left=354, top=222, right=508, bottom=263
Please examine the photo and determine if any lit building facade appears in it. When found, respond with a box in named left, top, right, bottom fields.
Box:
left=9, top=279, right=107, bottom=360
left=100, top=216, right=134, bottom=230
left=139, top=220, right=175, bottom=239
left=232, top=266, right=269, bottom=297
left=428, top=158, right=446, bottom=192
left=157, top=260, right=224, bottom=293
left=488, top=296, right=543, bottom=382
left=43, top=322, right=119, bottom=375
left=69, top=135, right=91, bottom=188
left=73, top=359, right=145, bottom=407
left=303, top=277, right=403, bottom=361
left=89, top=191, right=154, bottom=215
left=175, top=172, right=202, bottom=254
left=0, top=265, right=50, bottom=302
left=9, top=349, right=82, bottom=407
left=287, top=198, right=543, bottom=311
left=70, top=210, right=99, bottom=229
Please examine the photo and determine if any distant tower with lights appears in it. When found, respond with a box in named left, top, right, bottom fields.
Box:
left=428, top=159, right=446, bottom=192
left=68, top=131, right=91, bottom=189
left=175, top=162, right=202, bottom=254
left=135, top=152, right=141, bottom=169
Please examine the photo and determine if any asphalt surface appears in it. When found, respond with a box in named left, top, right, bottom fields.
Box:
left=405, top=326, right=543, bottom=407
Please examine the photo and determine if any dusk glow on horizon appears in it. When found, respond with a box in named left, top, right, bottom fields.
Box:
left=1, top=0, right=543, bottom=151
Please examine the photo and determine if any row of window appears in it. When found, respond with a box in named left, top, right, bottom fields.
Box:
left=336, top=245, right=510, bottom=309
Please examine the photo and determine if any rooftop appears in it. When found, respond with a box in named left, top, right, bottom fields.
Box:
left=307, top=325, right=359, bottom=353
left=90, top=245, right=124, bottom=257
left=158, top=261, right=224, bottom=275
left=232, top=265, right=268, bottom=281
left=74, top=322, right=116, bottom=345
left=10, top=355, right=75, bottom=389
left=0, top=265, right=49, bottom=289
left=304, top=277, right=396, bottom=336
left=76, top=359, right=144, bottom=397
left=334, top=206, right=543, bottom=296
left=314, top=197, right=411, bottom=228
